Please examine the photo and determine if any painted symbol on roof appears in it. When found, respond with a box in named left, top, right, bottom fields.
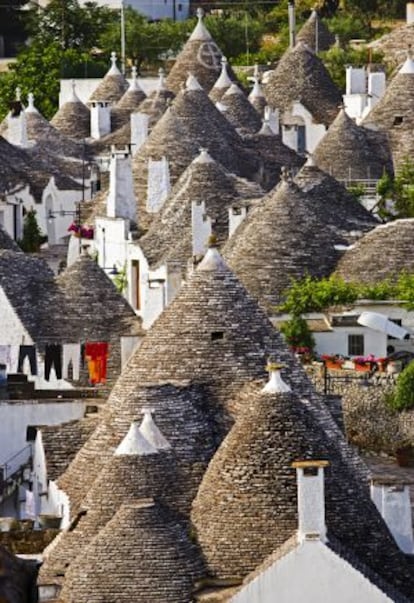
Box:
left=197, top=42, right=222, bottom=70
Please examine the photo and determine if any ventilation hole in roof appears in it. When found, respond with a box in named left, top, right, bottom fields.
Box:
left=393, top=116, right=404, bottom=126
left=211, top=331, right=224, bottom=341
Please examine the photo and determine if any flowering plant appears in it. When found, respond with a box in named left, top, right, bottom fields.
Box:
left=68, top=222, right=94, bottom=239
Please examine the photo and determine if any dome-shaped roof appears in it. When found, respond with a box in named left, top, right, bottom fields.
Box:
left=224, top=177, right=347, bottom=309
left=362, top=53, right=414, bottom=168
left=192, top=378, right=414, bottom=597
left=50, top=83, right=90, bottom=140
left=89, top=52, right=129, bottom=103
left=132, top=79, right=258, bottom=229
left=296, top=9, right=335, bottom=52
left=220, top=83, right=262, bottom=134
left=294, top=161, right=378, bottom=238
left=335, top=219, right=414, bottom=284
left=166, top=9, right=223, bottom=94
left=314, top=108, right=393, bottom=180
left=60, top=500, right=203, bottom=603
left=264, top=42, right=342, bottom=127
left=139, top=149, right=264, bottom=268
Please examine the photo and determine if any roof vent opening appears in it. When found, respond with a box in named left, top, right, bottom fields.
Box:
left=393, top=115, right=404, bottom=126
left=211, top=331, right=224, bottom=341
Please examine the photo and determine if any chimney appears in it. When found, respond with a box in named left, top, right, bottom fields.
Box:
left=192, top=200, right=212, bottom=257
left=130, top=112, right=149, bottom=155
left=90, top=100, right=111, bottom=139
left=371, top=477, right=414, bottom=554
left=407, top=3, right=414, bottom=24
left=228, top=205, right=248, bottom=238
left=106, top=146, right=136, bottom=222
left=146, top=157, right=171, bottom=213
left=288, top=1, right=296, bottom=49
left=292, top=460, right=329, bottom=543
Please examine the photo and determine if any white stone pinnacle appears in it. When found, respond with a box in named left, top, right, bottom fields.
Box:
left=157, top=67, right=166, bottom=91
left=213, top=56, right=232, bottom=89
left=262, top=368, right=291, bottom=394
left=139, top=408, right=171, bottom=451
left=194, top=148, right=214, bottom=164
left=186, top=73, right=203, bottom=91
left=400, top=49, right=414, bottom=74
left=115, top=421, right=158, bottom=456
left=189, top=7, right=212, bottom=41
left=25, top=93, right=38, bottom=114
left=249, top=78, right=264, bottom=99
left=198, top=245, right=227, bottom=271
left=108, top=51, right=121, bottom=75
left=224, top=83, right=243, bottom=97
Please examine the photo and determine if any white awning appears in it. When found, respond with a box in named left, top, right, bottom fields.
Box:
left=357, top=311, right=410, bottom=340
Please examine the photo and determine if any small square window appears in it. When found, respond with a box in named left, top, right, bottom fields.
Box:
left=393, top=116, right=404, bottom=126
left=211, top=331, right=224, bottom=341
left=348, top=334, right=364, bottom=356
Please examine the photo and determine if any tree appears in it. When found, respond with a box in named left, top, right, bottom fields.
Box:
left=377, top=158, right=414, bottom=219
left=389, top=361, right=414, bottom=411
left=0, top=0, right=29, bottom=55
left=321, top=45, right=384, bottom=91
left=18, top=208, right=46, bottom=253
left=279, top=314, right=315, bottom=353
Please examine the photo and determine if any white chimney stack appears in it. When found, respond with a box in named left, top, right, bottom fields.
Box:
left=90, top=100, right=111, bottom=139
left=407, top=2, right=414, bottom=24
left=130, top=112, right=149, bottom=155
left=192, top=200, right=212, bottom=257
left=293, top=460, right=329, bottom=543
left=371, top=477, right=414, bottom=554
left=106, top=146, right=136, bottom=222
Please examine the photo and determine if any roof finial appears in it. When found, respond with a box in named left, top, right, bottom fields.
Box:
left=253, top=63, right=260, bottom=79
left=305, top=152, right=315, bottom=167
left=281, top=166, right=292, bottom=182
left=213, top=56, right=232, bottom=89
left=111, top=51, right=117, bottom=67
left=186, top=72, right=203, bottom=91
left=262, top=362, right=291, bottom=394
left=131, top=65, right=137, bottom=81
left=399, top=45, right=414, bottom=74
left=27, top=92, right=35, bottom=111
left=194, top=147, right=214, bottom=164
left=190, top=6, right=212, bottom=41
left=115, top=421, right=158, bottom=456
left=197, top=7, right=204, bottom=20
left=139, top=408, right=171, bottom=451
left=157, top=67, right=166, bottom=90
left=15, top=87, right=21, bottom=102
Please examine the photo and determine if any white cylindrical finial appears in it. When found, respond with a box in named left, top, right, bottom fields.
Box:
left=262, top=363, right=291, bottom=393
left=15, top=87, right=21, bottom=102
left=157, top=67, right=166, bottom=90
left=253, top=63, right=259, bottom=79
left=27, top=93, right=35, bottom=112
left=115, top=421, right=159, bottom=456
left=131, top=65, right=137, bottom=81
left=111, top=51, right=117, bottom=67
left=139, top=408, right=171, bottom=450
left=197, top=7, right=204, bottom=20
left=306, top=153, right=315, bottom=167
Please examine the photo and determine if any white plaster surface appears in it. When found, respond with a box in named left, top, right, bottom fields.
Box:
left=231, top=539, right=393, bottom=603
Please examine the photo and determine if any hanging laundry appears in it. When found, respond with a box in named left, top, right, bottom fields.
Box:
left=44, top=344, right=63, bottom=381
left=85, top=342, right=109, bottom=384
left=63, top=343, right=81, bottom=381
left=18, top=345, right=37, bottom=376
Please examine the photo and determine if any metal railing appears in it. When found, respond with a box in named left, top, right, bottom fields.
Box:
left=0, top=444, right=32, bottom=488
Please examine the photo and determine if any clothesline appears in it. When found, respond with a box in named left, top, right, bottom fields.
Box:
left=0, top=343, right=109, bottom=385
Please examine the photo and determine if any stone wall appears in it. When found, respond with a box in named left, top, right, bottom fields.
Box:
left=0, top=528, right=58, bottom=554
left=305, top=365, right=414, bottom=454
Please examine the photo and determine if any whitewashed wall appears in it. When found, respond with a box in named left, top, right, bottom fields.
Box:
left=0, top=400, right=85, bottom=464
left=314, top=327, right=386, bottom=358
left=231, top=539, right=393, bottom=603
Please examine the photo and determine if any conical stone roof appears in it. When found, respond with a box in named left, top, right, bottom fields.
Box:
left=335, top=219, right=414, bottom=284
left=139, top=149, right=264, bottom=268
left=264, top=42, right=342, bottom=126
left=296, top=9, right=335, bottom=52
left=294, top=160, right=378, bottom=239
left=89, top=52, right=129, bottom=103
left=0, top=225, right=21, bottom=252
left=209, top=56, right=235, bottom=103
left=111, top=67, right=147, bottom=131
left=362, top=53, right=414, bottom=168
left=55, top=253, right=141, bottom=388
left=166, top=9, right=223, bottom=94
left=220, top=83, right=262, bottom=134
left=313, top=108, right=393, bottom=180
left=54, top=247, right=327, bottom=525
left=191, top=379, right=414, bottom=599
left=50, top=84, right=90, bottom=140
left=40, top=428, right=176, bottom=583
left=132, top=80, right=259, bottom=229
left=0, top=249, right=64, bottom=346
left=224, top=177, right=347, bottom=309
left=134, top=68, right=175, bottom=129
left=243, top=123, right=305, bottom=190
left=60, top=500, right=203, bottom=603
left=368, top=22, right=414, bottom=68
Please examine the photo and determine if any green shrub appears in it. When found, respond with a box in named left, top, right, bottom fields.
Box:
left=391, top=361, right=414, bottom=411
left=279, top=315, right=315, bottom=352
